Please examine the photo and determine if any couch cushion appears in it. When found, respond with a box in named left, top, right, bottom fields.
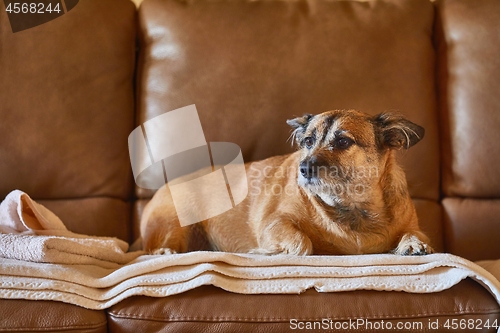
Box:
left=436, top=0, right=500, bottom=198
left=0, top=0, right=136, bottom=201
left=107, top=279, right=500, bottom=333
left=443, top=198, right=500, bottom=261
left=0, top=299, right=107, bottom=333
left=136, top=0, right=440, bottom=205
left=40, top=198, right=132, bottom=241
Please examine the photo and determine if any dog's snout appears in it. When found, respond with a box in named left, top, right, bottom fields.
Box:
left=299, top=162, right=313, bottom=179
left=300, top=157, right=319, bottom=180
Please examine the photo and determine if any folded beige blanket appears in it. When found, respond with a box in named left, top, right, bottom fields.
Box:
left=0, top=190, right=499, bottom=317
left=1, top=252, right=499, bottom=312
left=0, top=190, right=143, bottom=268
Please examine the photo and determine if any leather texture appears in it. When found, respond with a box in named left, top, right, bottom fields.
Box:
left=0, top=0, right=136, bottom=201
left=0, top=299, right=107, bottom=333
left=135, top=0, right=440, bottom=204
left=443, top=198, right=500, bottom=261
left=436, top=0, right=500, bottom=198
left=414, top=199, right=444, bottom=253
left=40, top=198, right=132, bottom=242
left=108, top=279, right=500, bottom=333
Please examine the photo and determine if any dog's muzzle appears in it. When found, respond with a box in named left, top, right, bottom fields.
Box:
left=299, top=157, right=321, bottom=181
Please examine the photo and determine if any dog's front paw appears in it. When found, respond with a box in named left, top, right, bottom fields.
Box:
left=151, top=248, right=177, bottom=255
left=255, top=233, right=313, bottom=256
left=394, top=234, right=433, bottom=256
left=281, top=235, right=313, bottom=255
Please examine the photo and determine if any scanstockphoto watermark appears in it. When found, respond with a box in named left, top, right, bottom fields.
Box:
left=290, top=318, right=500, bottom=331
left=248, top=164, right=380, bottom=197
left=290, top=318, right=424, bottom=331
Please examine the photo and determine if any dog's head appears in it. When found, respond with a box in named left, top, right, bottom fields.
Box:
left=287, top=110, right=424, bottom=205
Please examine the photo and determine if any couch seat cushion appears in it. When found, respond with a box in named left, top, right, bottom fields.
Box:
left=107, top=279, right=500, bottom=333
left=0, top=299, right=107, bottom=333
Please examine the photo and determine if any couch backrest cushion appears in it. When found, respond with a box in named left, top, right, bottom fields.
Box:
left=436, top=0, right=500, bottom=260
left=135, top=0, right=443, bottom=249
left=0, top=0, right=137, bottom=240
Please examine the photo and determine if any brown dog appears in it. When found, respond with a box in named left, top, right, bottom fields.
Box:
left=140, top=109, right=433, bottom=256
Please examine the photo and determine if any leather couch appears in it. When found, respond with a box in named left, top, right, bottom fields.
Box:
left=1, top=0, right=499, bottom=331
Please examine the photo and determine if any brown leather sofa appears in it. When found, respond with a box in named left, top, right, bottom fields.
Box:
left=1, top=0, right=500, bottom=331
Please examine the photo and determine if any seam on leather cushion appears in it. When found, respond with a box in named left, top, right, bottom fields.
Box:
left=107, top=309, right=500, bottom=322
left=0, top=320, right=108, bottom=332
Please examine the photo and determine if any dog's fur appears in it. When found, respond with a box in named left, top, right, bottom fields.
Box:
left=140, top=109, right=433, bottom=256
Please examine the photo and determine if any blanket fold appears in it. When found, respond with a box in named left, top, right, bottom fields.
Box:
left=0, top=190, right=499, bottom=331
left=0, top=190, right=143, bottom=268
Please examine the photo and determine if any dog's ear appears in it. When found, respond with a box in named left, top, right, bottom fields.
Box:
left=373, top=113, right=425, bottom=150
left=286, top=114, right=314, bottom=145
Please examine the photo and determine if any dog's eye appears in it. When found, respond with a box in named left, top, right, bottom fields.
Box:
left=336, top=137, right=354, bottom=149
left=303, top=137, right=315, bottom=148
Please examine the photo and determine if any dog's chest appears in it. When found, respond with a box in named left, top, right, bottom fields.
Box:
left=305, top=210, right=390, bottom=255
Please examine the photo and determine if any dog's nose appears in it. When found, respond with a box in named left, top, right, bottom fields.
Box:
left=299, top=159, right=317, bottom=180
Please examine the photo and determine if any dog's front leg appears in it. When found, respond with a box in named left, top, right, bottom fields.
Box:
left=141, top=210, right=190, bottom=255
left=252, top=219, right=313, bottom=255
